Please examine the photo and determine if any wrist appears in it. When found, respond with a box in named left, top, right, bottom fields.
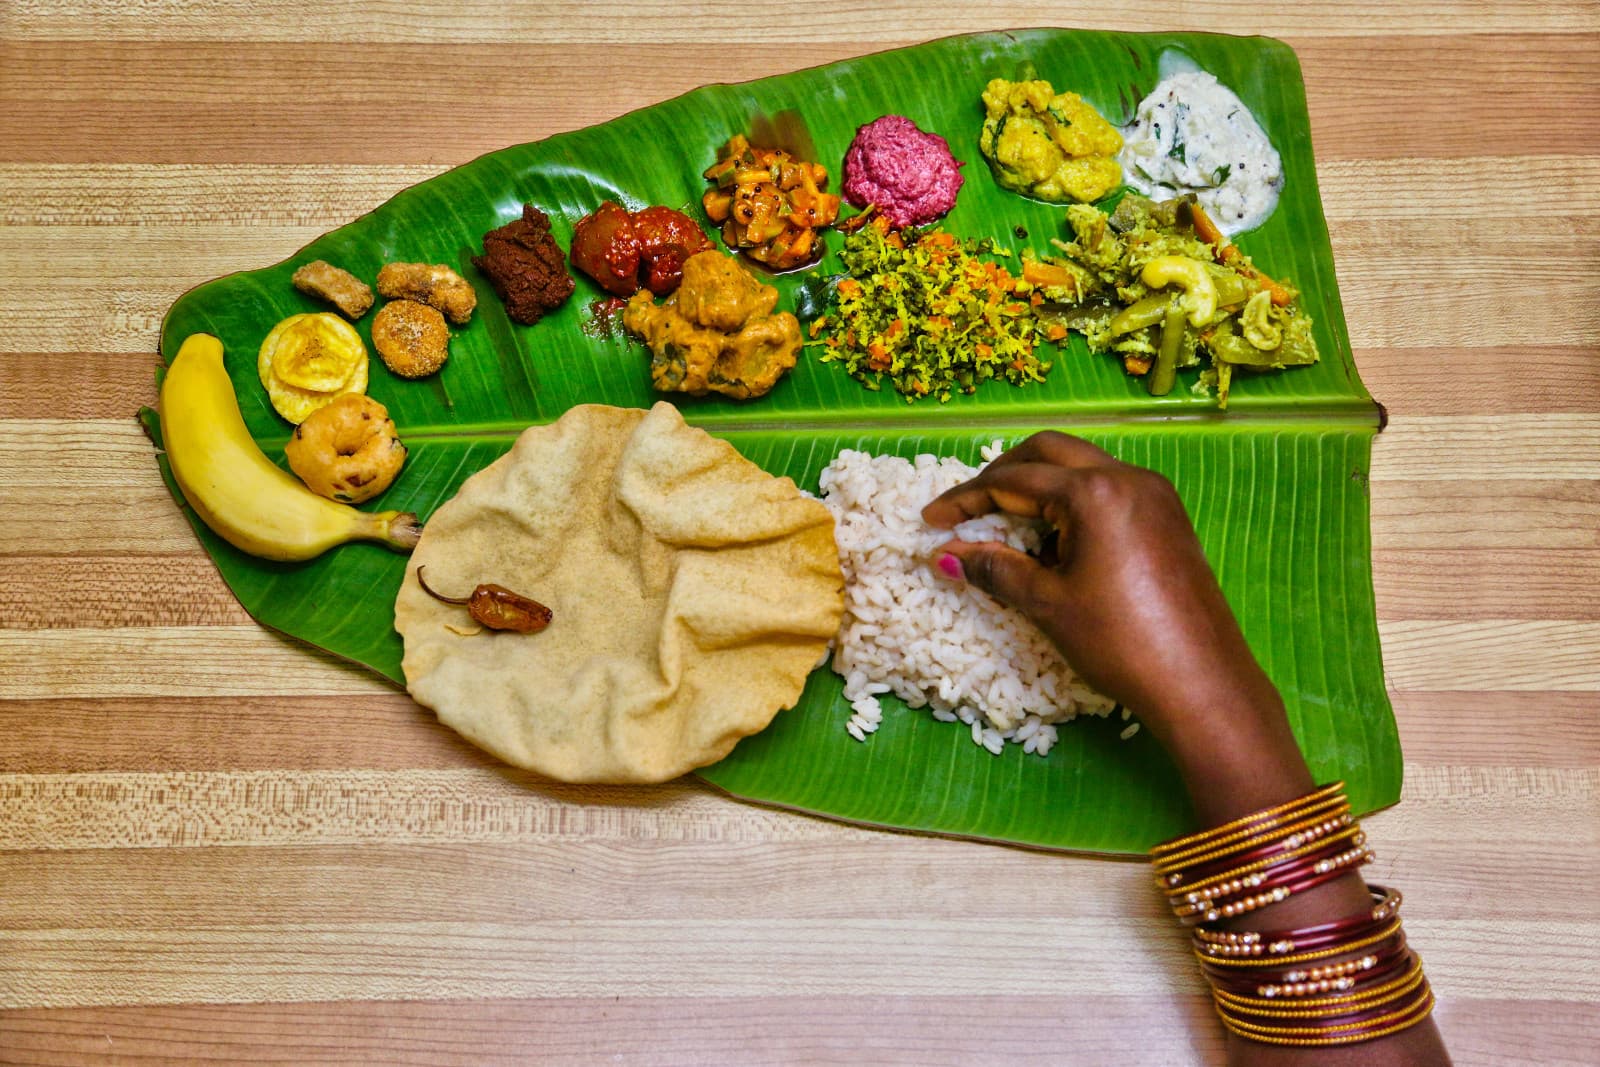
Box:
left=1149, top=781, right=1446, bottom=1059
left=1142, top=680, right=1315, bottom=827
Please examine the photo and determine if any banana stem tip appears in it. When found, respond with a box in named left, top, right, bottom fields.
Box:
left=385, top=512, right=423, bottom=551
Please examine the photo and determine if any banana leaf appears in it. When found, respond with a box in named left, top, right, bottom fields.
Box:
left=143, top=29, right=1398, bottom=853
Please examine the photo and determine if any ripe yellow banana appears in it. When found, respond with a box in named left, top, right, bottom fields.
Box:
left=160, top=333, right=421, bottom=562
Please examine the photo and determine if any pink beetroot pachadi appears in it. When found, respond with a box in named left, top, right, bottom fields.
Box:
left=841, top=115, right=965, bottom=228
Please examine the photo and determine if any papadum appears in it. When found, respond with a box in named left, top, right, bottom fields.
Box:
left=395, top=402, right=844, bottom=784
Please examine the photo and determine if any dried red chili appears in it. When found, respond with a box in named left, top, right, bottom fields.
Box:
left=415, top=566, right=552, bottom=634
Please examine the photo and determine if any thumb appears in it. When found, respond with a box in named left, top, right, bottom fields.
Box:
left=935, top=539, right=1063, bottom=621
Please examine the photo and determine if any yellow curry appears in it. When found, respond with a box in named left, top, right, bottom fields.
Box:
left=979, top=78, right=1123, bottom=203
left=623, top=251, right=801, bottom=400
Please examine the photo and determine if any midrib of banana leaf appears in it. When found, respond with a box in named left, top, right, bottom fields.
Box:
left=143, top=29, right=1398, bottom=854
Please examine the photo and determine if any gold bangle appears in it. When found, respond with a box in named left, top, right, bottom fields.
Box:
left=1151, top=783, right=1345, bottom=858
left=1218, top=988, right=1434, bottom=1039
left=1194, top=919, right=1403, bottom=969
left=1214, top=966, right=1426, bottom=1018
left=1154, top=801, right=1352, bottom=874
left=1215, top=990, right=1434, bottom=1047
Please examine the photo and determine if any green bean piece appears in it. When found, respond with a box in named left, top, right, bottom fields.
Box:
left=1037, top=302, right=1113, bottom=331
left=1148, top=299, right=1186, bottom=396
left=1272, top=317, right=1320, bottom=366
left=1109, top=293, right=1171, bottom=337
left=1212, top=269, right=1251, bottom=309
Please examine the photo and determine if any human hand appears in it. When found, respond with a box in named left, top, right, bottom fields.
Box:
left=921, top=431, right=1285, bottom=752
left=928, top=440, right=1449, bottom=1065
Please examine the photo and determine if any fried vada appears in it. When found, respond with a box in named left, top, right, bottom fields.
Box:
left=285, top=393, right=406, bottom=503
left=376, top=262, right=477, bottom=325
left=372, top=299, right=449, bottom=379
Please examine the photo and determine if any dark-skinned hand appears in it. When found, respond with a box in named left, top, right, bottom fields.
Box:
left=921, top=430, right=1286, bottom=755
left=924, top=433, right=1452, bottom=1066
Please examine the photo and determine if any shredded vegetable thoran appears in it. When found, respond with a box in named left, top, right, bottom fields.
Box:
left=813, top=220, right=1056, bottom=402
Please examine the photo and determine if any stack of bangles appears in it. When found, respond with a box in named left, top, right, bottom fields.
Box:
left=1150, top=783, right=1435, bottom=1047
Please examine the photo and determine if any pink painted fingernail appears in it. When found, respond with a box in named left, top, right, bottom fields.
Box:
left=936, top=553, right=965, bottom=581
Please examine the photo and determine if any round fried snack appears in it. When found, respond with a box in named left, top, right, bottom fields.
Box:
left=285, top=393, right=406, bottom=504
left=257, top=312, right=369, bottom=424
left=395, top=402, right=844, bottom=784
left=372, top=299, right=449, bottom=378
left=376, top=261, right=477, bottom=325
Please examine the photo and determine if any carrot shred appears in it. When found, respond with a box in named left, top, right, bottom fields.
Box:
left=1191, top=202, right=1294, bottom=306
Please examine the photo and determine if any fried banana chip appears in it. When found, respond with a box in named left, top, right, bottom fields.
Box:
left=372, top=299, right=450, bottom=379
left=377, top=262, right=477, bottom=325
left=257, top=312, right=369, bottom=424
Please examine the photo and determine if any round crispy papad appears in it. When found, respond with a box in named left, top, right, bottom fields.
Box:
left=395, top=402, right=844, bottom=784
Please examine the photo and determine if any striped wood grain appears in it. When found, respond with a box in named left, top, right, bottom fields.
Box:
left=8, top=2, right=1597, bottom=41
left=3, top=5, right=1597, bottom=1064
left=4, top=690, right=1596, bottom=775
left=2, top=36, right=1596, bottom=164
left=0, top=998, right=1595, bottom=1067
left=2, top=917, right=1592, bottom=1009
left=1, top=764, right=1592, bottom=854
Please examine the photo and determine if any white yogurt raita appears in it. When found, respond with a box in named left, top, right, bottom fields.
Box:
left=1118, top=70, right=1282, bottom=235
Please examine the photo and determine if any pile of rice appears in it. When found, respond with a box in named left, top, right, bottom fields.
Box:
left=818, top=443, right=1122, bottom=756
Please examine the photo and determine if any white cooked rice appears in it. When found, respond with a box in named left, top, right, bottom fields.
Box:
left=818, top=442, right=1120, bottom=756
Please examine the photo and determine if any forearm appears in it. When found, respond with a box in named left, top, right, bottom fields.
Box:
left=918, top=435, right=1449, bottom=1062
left=1148, top=687, right=1451, bottom=1066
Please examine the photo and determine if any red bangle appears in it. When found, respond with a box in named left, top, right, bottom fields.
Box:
left=1172, top=832, right=1366, bottom=907
left=1167, top=822, right=1362, bottom=891
left=1176, top=846, right=1374, bottom=925
left=1202, top=936, right=1411, bottom=997
left=1203, top=932, right=1407, bottom=983
left=1195, top=885, right=1402, bottom=958
left=1201, top=925, right=1406, bottom=980
left=1217, top=963, right=1427, bottom=1025
left=1214, top=955, right=1425, bottom=1011
left=1171, top=834, right=1361, bottom=914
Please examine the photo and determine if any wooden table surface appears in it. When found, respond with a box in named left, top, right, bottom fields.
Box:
left=2, top=3, right=1597, bottom=1064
